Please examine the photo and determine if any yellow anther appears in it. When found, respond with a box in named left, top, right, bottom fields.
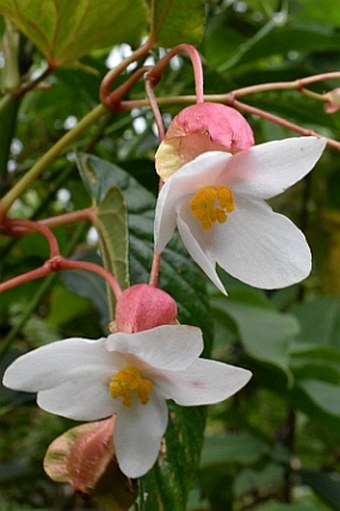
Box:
left=190, top=186, right=234, bottom=231
left=109, top=367, right=153, bottom=408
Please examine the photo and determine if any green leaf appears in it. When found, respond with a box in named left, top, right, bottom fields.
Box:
left=61, top=252, right=110, bottom=332
left=297, top=379, right=340, bottom=419
left=151, top=0, right=205, bottom=47
left=94, top=187, right=129, bottom=291
left=218, top=296, right=299, bottom=375
left=74, top=154, right=212, bottom=510
left=300, top=470, right=340, bottom=511
left=0, top=0, right=149, bottom=65
left=214, top=21, right=340, bottom=72
left=253, top=503, right=330, bottom=511
left=290, top=345, right=340, bottom=383
left=76, top=153, right=130, bottom=298
left=200, top=431, right=268, bottom=467
left=46, top=285, right=92, bottom=328
left=292, top=0, right=340, bottom=26
left=290, top=297, right=340, bottom=348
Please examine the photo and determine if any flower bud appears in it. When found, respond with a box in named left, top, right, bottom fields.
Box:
left=115, top=284, right=177, bottom=333
left=155, top=102, right=254, bottom=180
left=44, top=417, right=138, bottom=508
left=324, top=88, right=340, bottom=113
left=43, top=417, right=116, bottom=494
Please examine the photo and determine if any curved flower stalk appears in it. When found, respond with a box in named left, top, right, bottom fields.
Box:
left=154, top=137, right=326, bottom=294
left=3, top=325, right=251, bottom=478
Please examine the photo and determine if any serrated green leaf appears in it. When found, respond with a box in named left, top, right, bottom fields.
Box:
left=0, top=0, right=149, bottom=65
left=94, top=187, right=129, bottom=291
left=76, top=154, right=130, bottom=306
left=152, top=0, right=205, bottom=47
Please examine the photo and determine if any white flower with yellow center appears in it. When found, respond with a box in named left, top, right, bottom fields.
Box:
left=154, top=137, right=326, bottom=294
left=3, top=325, right=251, bottom=478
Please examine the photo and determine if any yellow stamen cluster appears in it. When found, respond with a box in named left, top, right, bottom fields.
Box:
left=190, top=186, right=235, bottom=231
left=109, top=367, right=153, bottom=408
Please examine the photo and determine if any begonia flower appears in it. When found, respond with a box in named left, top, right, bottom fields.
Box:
left=3, top=325, right=251, bottom=478
left=154, top=137, right=326, bottom=294
left=155, top=103, right=254, bottom=180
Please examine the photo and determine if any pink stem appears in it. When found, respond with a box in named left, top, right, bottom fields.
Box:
left=7, top=218, right=60, bottom=258
left=0, top=264, right=51, bottom=292
left=104, top=66, right=150, bottom=111
left=145, top=74, right=166, bottom=140
left=149, top=253, right=162, bottom=288
left=99, top=38, right=153, bottom=104
left=60, top=258, right=122, bottom=299
left=232, top=99, right=340, bottom=150
left=39, top=207, right=95, bottom=228
left=0, top=256, right=122, bottom=299
left=149, top=44, right=204, bottom=103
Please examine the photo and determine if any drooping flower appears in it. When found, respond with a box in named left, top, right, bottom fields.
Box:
left=3, top=325, right=251, bottom=478
left=154, top=137, right=326, bottom=294
left=155, top=103, right=255, bottom=181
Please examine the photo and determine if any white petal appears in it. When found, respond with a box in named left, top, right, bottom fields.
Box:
left=114, top=391, right=168, bottom=478
left=37, top=377, right=117, bottom=421
left=155, top=359, right=251, bottom=405
left=209, top=195, right=312, bottom=288
left=154, top=151, right=233, bottom=254
left=106, top=325, right=203, bottom=370
left=153, top=179, right=179, bottom=254
left=3, top=338, right=119, bottom=391
left=3, top=338, right=124, bottom=421
left=227, top=137, right=326, bottom=199
left=176, top=206, right=227, bottom=294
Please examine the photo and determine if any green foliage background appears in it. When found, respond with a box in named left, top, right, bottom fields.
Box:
left=0, top=0, right=339, bottom=510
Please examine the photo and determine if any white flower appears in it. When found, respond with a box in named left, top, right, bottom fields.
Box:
left=154, top=137, right=326, bottom=294
left=3, top=325, right=251, bottom=478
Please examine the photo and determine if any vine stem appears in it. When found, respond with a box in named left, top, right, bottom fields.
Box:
left=0, top=103, right=107, bottom=219
left=148, top=43, right=204, bottom=104
left=232, top=99, right=340, bottom=151
left=0, top=255, right=122, bottom=299
left=118, top=90, right=340, bottom=151
left=145, top=73, right=166, bottom=141
left=99, top=37, right=154, bottom=103
left=5, top=218, right=60, bottom=258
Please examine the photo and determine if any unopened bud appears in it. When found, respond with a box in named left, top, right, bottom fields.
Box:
left=324, top=88, right=340, bottom=114
left=43, top=417, right=115, bottom=494
left=115, top=284, right=177, bottom=333
left=155, top=102, right=254, bottom=180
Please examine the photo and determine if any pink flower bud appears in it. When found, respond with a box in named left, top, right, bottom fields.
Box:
left=115, top=284, right=178, bottom=333
left=44, top=417, right=116, bottom=494
left=44, top=417, right=138, bottom=507
left=324, top=88, right=340, bottom=113
left=155, top=102, right=254, bottom=180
